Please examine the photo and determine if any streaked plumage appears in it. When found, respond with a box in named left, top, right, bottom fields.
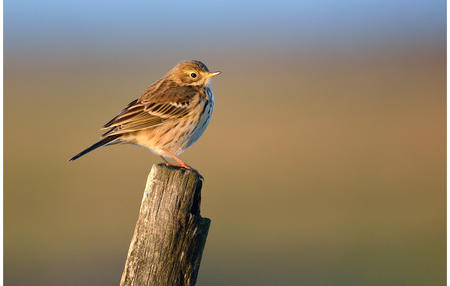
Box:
left=69, top=60, right=220, bottom=169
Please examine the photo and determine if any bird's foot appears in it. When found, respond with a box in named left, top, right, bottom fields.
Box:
left=164, top=162, right=191, bottom=170
left=162, top=162, right=203, bottom=180
left=160, top=152, right=203, bottom=179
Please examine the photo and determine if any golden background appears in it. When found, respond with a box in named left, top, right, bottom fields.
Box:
left=5, top=1, right=445, bottom=285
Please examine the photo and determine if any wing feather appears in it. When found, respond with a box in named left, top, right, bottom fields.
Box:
left=101, top=82, right=199, bottom=137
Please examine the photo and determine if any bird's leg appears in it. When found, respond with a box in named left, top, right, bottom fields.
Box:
left=160, top=155, right=170, bottom=164
left=161, top=149, right=204, bottom=179
left=161, top=149, right=191, bottom=170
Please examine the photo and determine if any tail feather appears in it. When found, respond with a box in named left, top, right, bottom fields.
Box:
left=69, top=135, right=121, bottom=161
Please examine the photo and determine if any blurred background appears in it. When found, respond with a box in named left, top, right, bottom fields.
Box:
left=5, top=0, right=445, bottom=285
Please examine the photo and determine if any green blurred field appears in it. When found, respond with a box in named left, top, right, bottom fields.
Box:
left=5, top=44, right=445, bottom=285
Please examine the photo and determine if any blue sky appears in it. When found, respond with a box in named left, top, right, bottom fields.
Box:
left=5, top=0, right=444, bottom=54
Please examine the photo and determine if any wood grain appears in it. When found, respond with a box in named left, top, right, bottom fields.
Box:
left=120, top=164, right=210, bottom=286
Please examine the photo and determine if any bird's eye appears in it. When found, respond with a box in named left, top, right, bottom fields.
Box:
left=190, top=72, right=197, bottom=78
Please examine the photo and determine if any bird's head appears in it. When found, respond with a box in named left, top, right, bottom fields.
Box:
left=167, top=60, right=221, bottom=86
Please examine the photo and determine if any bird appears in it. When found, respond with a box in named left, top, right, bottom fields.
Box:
left=69, top=60, right=220, bottom=170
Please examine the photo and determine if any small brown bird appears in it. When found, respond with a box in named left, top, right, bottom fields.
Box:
left=70, top=60, right=220, bottom=169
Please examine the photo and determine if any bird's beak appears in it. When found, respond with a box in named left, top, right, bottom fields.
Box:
left=207, top=71, right=221, bottom=78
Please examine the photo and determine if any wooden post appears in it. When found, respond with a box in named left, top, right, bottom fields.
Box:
left=120, top=164, right=210, bottom=286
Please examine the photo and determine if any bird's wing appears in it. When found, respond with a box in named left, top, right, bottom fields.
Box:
left=101, top=84, right=199, bottom=136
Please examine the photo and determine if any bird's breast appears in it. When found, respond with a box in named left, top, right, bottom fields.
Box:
left=127, top=87, right=214, bottom=156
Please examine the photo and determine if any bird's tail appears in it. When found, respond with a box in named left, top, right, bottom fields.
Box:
left=69, top=134, right=121, bottom=161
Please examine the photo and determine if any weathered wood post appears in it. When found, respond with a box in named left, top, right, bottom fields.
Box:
left=120, top=164, right=210, bottom=286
